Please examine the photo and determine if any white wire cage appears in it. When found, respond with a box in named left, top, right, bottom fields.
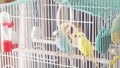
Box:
left=0, top=0, right=120, bottom=68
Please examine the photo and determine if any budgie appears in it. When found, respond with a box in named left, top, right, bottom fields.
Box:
left=111, top=14, right=120, bottom=44
left=53, top=30, right=77, bottom=68
left=77, top=32, right=99, bottom=68
left=53, top=30, right=73, bottom=53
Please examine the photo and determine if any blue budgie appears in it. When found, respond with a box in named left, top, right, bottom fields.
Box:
left=53, top=30, right=72, bottom=53
left=52, top=30, right=77, bottom=68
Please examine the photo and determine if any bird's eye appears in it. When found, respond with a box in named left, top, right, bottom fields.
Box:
left=70, top=27, right=73, bottom=34
left=74, top=34, right=77, bottom=38
left=78, top=35, right=81, bottom=37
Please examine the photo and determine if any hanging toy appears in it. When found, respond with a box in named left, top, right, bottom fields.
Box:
left=95, top=27, right=111, bottom=56
left=96, top=14, right=120, bottom=56
left=0, top=12, right=17, bottom=52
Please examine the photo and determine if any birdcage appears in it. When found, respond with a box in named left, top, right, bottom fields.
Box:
left=0, top=0, right=120, bottom=68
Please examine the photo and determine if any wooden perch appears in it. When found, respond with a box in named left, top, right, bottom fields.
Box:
left=32, top=38, right=113, bottom=52
left=32, top=38, right=96, bottom=50
left=13, top=48, right=109, bottom=64
left=32, top=38, right=56, bottom=45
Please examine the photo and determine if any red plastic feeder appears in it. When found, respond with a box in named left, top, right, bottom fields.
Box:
left=3, top=40, right=12, bottom=52
left=2, top=21, right=14, bottom=28
left=12, top=43, right=18, bottom=49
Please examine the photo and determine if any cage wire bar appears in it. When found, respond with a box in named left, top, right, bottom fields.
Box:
left=0, top=0, right=120, bottom=68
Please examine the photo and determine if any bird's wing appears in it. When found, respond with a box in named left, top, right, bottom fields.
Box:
left=56, top=33, right=73, bottom=53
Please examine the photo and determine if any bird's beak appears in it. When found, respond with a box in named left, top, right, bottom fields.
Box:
left=52, top=31, right=58, bottom=40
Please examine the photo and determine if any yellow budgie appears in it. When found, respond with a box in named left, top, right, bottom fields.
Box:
left=77, top=32, right=99, bottom=68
